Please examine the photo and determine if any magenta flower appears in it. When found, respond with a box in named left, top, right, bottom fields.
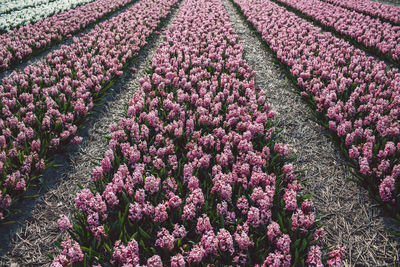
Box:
left=57, top=214, right=72, bottom=231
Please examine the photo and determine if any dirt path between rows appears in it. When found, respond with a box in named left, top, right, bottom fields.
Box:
left=221, top=0, right=399, bottom=265
left=0, top=1, right=183, bottom=265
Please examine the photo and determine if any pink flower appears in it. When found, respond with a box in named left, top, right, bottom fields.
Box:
left=170, top=253, right=186, bottom=267
left=216, top=228, right=234, bottom=254
left=237, top=195, right=249, bottom=214
left=57, top=214, right=72, bottom=231
left=154, top=203, right=168, bottom=223
left=283, top=189, right=297, bottom=211
left=263, top=251, right=290, bottom=267
left=306, top=246, right=323, bottom=267
left=267, top=221, right=281, bottom=242
left=201, top=230, right=219, bottom=256
left=155, top=228, right=175, bottom=251
left=60, top=239, right=84, bottom=263
left=128, top=202, right=143, bottom=221
left=327, top=245, right=346, bottom=267
left=282, top=164, right=294, bottom=182
left=234, top=224, right=254, bottom=250
left=274, top=143, right=290, bottom=157
left=379, top=176, right=395, bottom=202
left=147, top=255, right=163, bottom=266
left=0, top=193, right=12, bottom=209
left=196, top=214, right=213, bottom=234
left=112, top=239, right=139, bottom=265
left=92, top=166, right=103, bottom=182
left=144, top=175, right=160, bottom=194
left=187, top=244, right=205, bottom=264
left=172, top=224, right=187, bottom=239
left=276, top=234, right=291, bottom=254
left=71, top=136, right=83, bottom=144
left=247, top=207, right=261, bottom=227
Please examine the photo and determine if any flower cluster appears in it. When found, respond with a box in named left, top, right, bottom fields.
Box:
left=53, top=0, right=342, bottom=265
left=0, top=0, right=177, bottom=222
left=322, top=0, right=400, bottom=25
left=0, top=0, right=95, bottom=31
left=234, top=0, right=400, bottom=217
left=0, top=0, right=136, bottom=71
left=51, top=239, right=84, bottom=267
left=275, top=0, right=400, bottom=63
left=0, top=0, right=54, bottom=14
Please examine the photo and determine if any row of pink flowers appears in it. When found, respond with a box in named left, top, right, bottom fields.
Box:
left=53, top=0, right=344, bottom=265
left=275, top=0, right=400, bottom=63
left=234, top=0, right=400, bottom=215
left=321, top=0, right=400, bottom=25
left=0, top=0, right=177, bottom=222
left=0, top=0, right=137, bottom=71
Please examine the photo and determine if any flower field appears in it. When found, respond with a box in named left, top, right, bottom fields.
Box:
left=233, top=0, right=400, bottom=223
left=321, top=0, right=400, bottom=25
left=0, top=0, right=57, bottom=14
left=273, top=0, right=400, bottom=65
left=0, top=0, right=399, bottom=264
left=0, top=0, right=177, bottom=222
left=0, top=0, right=137, bottom=71
left=0, top=0, right=96, bottom=32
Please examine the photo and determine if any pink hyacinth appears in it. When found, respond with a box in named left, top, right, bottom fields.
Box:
left=57, top=214, right=72, bottom=231
left=379, top=176, right=395, bottom=202
left=267, top=221, right=281, bottom=242
left=112, top=239, right=139, bottom=265
left=306, top=245, right=324, bottom=267
left=170, top=254, right=186, bottom=267
left=144, top=175, right=161, bottom=194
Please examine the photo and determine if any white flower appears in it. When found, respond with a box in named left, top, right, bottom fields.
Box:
left=0, top=0, right=95, bottom=31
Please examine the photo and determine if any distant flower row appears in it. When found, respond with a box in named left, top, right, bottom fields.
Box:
left=234, top=0, right=400, bottom=220
left=321, top=0, right=400, bottom=25
left=275, top=0, right=400, bottom=64
left=52, top=0, right=344, bottom=265
left=0, top=0, right=56, bottom=15
left=0, top=0, right=177, bottom=222
left=0, top=0, right=135, bottom=71
left=0, top=0, right=95, bottom=32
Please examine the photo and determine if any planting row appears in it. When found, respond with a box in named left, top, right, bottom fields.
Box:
left=0, top=0, right=136, bottom=72
left=233, top=0, right=400, bottom=221
left=52, top=0, right=344, bottom=265
left=274, top=0, right=400, bottom=65
left=321, top=0, right=400, bottom=26
left=0, top=0, right=56, bottom=14
left=0, top=0, right=177, bottom=222
left=0, top=0, right=95, bottom=32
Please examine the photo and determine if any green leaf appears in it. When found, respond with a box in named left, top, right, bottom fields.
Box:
left=0, top=220, right=16, bottom=225
left=23, top=194, right=39, bottom=199
left=300, top=239, right=307, bottom=252
left=140, top=239, right=150, bottom=253
left=293, top=239, right=301, bottom=248
left=139, top=226, right=151, bottom=240
left=104, top=242, right=112, bottom=253
left=388, top=230, right=400, bottom=237
left=294, top=248, right=299, bottom=266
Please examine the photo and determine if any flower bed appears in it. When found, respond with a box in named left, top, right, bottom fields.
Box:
left=52, top=0, right=344, bottom=265
left=0, top=0, right=96, bottom=32
left=0, top=0, right=177, bottom=223
left=0, top=0, right=56, bottom=15
left=273, top=0, right=400, bottom=65
left=232, top=0, right=400, bottom=222
left=321, top=0, right=400, bottom=26
left=0, top=0, right=136, bottom=72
